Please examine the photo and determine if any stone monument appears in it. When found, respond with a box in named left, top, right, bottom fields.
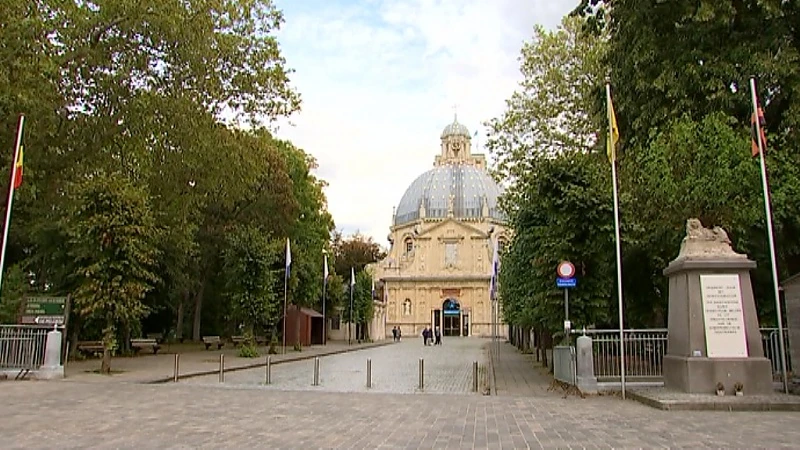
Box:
left=662, top=219, right=773, bottom=394
left=37, top=325, right=65, bottom=380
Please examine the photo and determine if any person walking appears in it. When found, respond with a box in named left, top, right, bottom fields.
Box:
left=392, top=326, right=398, bottom=342
left=421, top=327, right=428, bottom=346
left=434, top=326, right=442, bottom=346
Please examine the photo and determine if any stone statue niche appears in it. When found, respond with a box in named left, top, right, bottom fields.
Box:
left=662, top=219, right=773, bottom=394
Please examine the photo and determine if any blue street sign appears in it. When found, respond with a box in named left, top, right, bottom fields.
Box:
left=556, top=277, right=576, bottom=288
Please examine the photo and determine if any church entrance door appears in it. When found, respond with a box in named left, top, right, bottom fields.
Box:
left=442, top=299, right=461, bottom=337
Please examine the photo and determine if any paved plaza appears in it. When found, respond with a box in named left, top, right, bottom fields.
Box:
left=1, top=338, right=799, bottom=448
left=184, top=337, right=486, bottom=394
left=2, top=378, right=799, bottom=448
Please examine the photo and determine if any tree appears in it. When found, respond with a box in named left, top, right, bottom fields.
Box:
left=343, top=269, right=374, bottom=341
left=331, top=232, right=386, bottom=277
left=485, top=15, right=607, bottom=208
left=63, top=173, right=160, bottom=373
left=221, top=225, right=281, bottom=339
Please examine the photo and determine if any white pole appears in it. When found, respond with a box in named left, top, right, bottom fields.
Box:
left=607, top=83, right=626, bottom=399
left=0, top=114, right=25, bottom=294
left=282, top=269, right=288, bottom=354
left=749, top=77, right=789, bottom=394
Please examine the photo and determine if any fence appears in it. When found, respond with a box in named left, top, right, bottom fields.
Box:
left=573, top=328, right=791, bottom=380
left=0, top=325, right=49, bottom=372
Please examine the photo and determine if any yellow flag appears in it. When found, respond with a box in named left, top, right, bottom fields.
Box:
left=607, top=89, right=620, bottom=163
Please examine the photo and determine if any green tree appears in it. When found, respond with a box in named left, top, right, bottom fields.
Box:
left=331, top=232, right=386, bottom=278
left=63, top=173, right=160, bottom=373
left=485, top=15, right=607, bottom=208
left=221, top=225, right=281, bottom=339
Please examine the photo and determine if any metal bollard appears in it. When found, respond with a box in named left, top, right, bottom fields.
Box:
left=265, top=356, right=271, bottom=385
left=366, top=358, right=372, bottom=388
left=313, top=357, right=320, bottom=386
left=418, top=358, right=424, bottom=390
left=219, top=354, right=225, bottom=383
left=473, top=361, right=479, bottom=392
left=173, top=354, right=180, bottom=382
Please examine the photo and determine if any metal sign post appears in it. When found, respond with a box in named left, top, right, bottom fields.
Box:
left=557, top=262, right=577, bottom=338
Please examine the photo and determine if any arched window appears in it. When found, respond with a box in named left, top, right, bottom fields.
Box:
left=405, top=238, right=413, bottom=254
left=403, top=299, right=412, bottom=316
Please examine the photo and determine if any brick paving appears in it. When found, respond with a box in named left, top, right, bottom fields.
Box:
left=3, top=337, right=799, bottom=448
left=184, top=337, right=487, bottom=394
left=491, top=341, right=558, bottom=397
left=1, top=379, right=799, bottom=448
left=64, top=340, right=389, bottom=383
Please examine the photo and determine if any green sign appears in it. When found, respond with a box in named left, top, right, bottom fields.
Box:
left=20, top=296, right=69, bottom=325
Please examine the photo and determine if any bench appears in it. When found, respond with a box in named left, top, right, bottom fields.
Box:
left=255, top=335, right=267, bottom=345
left=202, top=336, right=224, bottom=350
left=77, top=341, right=105, bottom=356
left=231, top=335, right=245, bottom=347
left=131, top=338, right=161, bottom=355
left=146, top=333, right=164, bottom=344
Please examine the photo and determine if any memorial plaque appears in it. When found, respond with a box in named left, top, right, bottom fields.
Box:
left=699, top=274, right=748, bottom=358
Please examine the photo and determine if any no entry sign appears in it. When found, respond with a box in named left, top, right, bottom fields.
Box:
left=557, top=261, right=575, bottom=279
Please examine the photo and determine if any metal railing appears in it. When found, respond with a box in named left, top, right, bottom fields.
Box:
left=761, top=328, right=792, bottom=375
left=553, top=345, right=577, bottom=384
left=573, top=328, right=792, bottom=380
left=0, top=325, right=49, bottom=371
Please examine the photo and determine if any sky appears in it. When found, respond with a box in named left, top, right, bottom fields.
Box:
left=272, top=0, right=576, bottom=247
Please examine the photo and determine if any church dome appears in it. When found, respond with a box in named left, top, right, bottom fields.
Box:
left=440, top=117, right=471, bottom=139
left=394, top=165, right=505, bottom=225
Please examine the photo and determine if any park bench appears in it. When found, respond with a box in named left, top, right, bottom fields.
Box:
left=77, top=341, right=105, bottom=356
left=130, top=338, right=161, bottom=355
left=255, top=335, right=267, bottom=345
left=202, top=336, right=224, bottom=350
left=147, top=333, right=164, bottom=343
left=231, top=335, right=245, bottom=347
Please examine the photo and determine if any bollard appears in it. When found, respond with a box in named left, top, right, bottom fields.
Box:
left=219, top=354, right=225, bottom=383
left=173, top=354, right=180, bottom=382
left=313, top=357, right=320, bottom=386
left=265, top=355, right=271, bottom=385
left=418, top=358, right=424, bottom=390
left=366, top=358, right=372, bottom=388
left=473, top=361, right=479, bottom=392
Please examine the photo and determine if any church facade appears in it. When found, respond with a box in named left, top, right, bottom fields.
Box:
left=372, top=117, right=509, bottom=338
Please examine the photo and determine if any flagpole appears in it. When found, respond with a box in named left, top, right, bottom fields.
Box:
left=0, top=114, right=25, bottom=295
left=606, top=82, right=627, bottom=399
left=283, top=239, right=290, bottom=355
left=749, top=77, right=789, bottom=394
left=349, top=269, right=354, bottom=346
left=322, top=252, right=327, bottom=346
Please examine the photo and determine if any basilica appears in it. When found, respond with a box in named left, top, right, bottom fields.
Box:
left=371, top=116, right=510, bottom=339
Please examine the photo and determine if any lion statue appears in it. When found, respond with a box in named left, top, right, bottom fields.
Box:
left=677, top=218, right=744, bottom=259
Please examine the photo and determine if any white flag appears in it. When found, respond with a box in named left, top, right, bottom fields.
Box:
left=489, top=239, right=500, bottom=301
left=350, top=267, right=355, bottom=287
left=285, top=238, right=292, bottom=279
left=323, top=254, right=329, bottom=282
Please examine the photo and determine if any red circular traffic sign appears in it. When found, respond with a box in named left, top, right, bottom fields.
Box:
left=557, top=261, right=575, bottom=279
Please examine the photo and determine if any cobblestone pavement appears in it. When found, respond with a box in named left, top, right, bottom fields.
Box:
left=492, top=342, right=559, bottom=397
left=184, top=337, right=487, bottom=394
left=64, top=340, right=388, bottom=384
left=2, top=380, right=799, bottom=449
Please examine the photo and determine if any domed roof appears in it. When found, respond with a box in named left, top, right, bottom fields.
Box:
left=394, top=164, right=505, bottom=225
left=440, top=116, right=471, bottom=139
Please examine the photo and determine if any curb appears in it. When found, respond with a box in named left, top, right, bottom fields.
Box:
left=147, top=341, right=395, bottom=384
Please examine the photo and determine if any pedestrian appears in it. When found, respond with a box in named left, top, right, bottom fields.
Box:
left=392, top=326, right=398, bottom=342
left=398, top=328, right=402, bottom=342
left=434, top=326, right=441, bottom=345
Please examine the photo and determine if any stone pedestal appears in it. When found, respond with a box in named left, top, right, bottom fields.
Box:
left=575, top=335, right=598, bottom=394
left=37, top=328, right=64, bottom=380
left=663, top=258, right=772, bottom=395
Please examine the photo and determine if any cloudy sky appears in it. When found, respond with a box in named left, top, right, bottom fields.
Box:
left=272, top=0, right=575, bottom=246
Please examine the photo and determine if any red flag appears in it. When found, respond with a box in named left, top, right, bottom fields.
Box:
left=751, top=107, right=767, bottom=157
left=12, top=146, right=23, bottom=189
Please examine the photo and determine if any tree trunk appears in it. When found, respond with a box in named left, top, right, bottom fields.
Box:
left=192, top=283, right=205, bottom=342
left=176, top=292, right=186, bottom=341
